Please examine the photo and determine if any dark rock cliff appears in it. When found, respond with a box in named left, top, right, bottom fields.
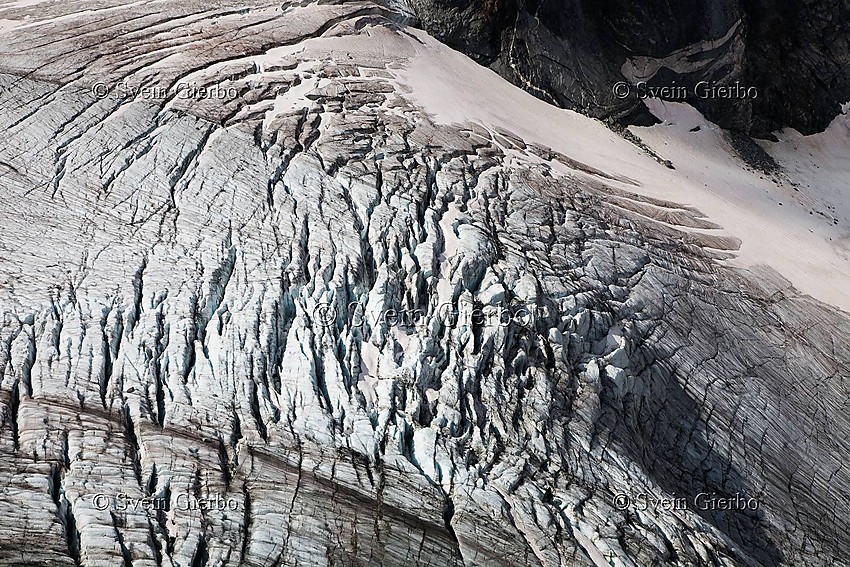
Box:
left=407, top=0, right=850, bottom=136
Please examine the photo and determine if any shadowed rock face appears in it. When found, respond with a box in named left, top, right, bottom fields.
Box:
left=0, top=1, right=849, bottom=566
left=407, top=0, right=850, bottom=135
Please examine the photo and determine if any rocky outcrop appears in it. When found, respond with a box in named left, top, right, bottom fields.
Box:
left=406, top=0, right=850, bottom=135
left=0, top=1, right=849, bottom=566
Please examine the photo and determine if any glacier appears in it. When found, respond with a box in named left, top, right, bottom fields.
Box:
left=0, top=1, right=848, bottom=566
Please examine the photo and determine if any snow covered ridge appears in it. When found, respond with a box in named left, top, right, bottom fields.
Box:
left=0, top=1, right=848, bottom=566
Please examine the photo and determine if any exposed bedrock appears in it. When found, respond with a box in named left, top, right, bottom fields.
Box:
left=406, top=0, right=850, bottom=136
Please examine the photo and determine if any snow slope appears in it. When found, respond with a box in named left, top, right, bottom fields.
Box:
left=397, top=31, right=850, bottom=311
